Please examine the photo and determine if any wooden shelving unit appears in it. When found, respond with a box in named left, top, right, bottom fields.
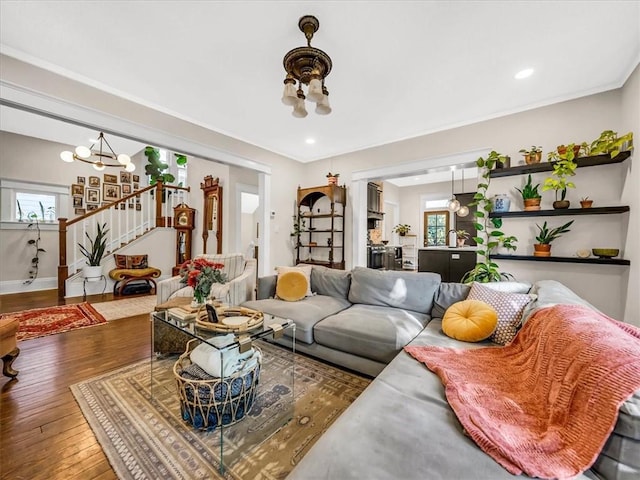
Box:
left=295, top=184, right=347, bottom=269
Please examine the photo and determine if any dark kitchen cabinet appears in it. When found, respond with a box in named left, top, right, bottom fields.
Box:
left=418, top=249, right=476, bottom=282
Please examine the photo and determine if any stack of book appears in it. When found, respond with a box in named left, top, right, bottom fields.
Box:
left=168, top=305, right=208, bottom=323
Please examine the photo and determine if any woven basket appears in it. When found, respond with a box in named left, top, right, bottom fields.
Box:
left=173, top=339, right=261, bottom=431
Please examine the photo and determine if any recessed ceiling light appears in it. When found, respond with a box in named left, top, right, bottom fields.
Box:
left=515, top=68, right=534, bottom=79
left=414, top=177, right=421, bottom=181
left=305, top=138, right=316, bottom=144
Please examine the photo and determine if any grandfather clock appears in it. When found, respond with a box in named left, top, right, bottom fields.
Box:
left=173, top=203, right=196, bottom=275
left=200, top=175, right=223, bottom=254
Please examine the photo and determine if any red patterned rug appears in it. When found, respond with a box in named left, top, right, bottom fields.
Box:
left=1, top=303, right=108, bottom=341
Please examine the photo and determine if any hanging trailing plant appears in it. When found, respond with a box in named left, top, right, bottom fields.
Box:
left=462, top=151, right=518, bottom=283
left=24, top=211, right=46, bottom=284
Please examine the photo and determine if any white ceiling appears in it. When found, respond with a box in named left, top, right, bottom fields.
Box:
left=1, top=1, right=639, bottom=165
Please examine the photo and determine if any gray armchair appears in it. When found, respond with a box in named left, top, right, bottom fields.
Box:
left=157, top=253, right=256, bottom=306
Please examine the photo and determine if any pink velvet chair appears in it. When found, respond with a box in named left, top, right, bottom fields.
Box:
left=1, top=317, right=20, bottom=378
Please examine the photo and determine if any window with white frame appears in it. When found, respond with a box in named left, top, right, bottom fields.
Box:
left=0, top=179, right=69, bottom=224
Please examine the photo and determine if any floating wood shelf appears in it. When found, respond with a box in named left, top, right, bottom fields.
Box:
left=489, top=151, right=630, bottom=178
left=489, top=206, right=630, bottom=218
left=490, top=254, right=630, bottom=266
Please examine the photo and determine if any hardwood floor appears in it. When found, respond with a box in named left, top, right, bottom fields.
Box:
left=0, top=290, right=152, bottom=479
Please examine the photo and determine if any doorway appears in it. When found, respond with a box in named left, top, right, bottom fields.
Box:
left=236, top=184, right=259, bottom=259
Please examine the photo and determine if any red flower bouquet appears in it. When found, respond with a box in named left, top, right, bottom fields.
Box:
left=178, top=258, right=227, bottom=304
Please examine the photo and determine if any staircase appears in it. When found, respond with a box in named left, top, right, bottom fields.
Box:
left=57, top=181, right=190, bottom=298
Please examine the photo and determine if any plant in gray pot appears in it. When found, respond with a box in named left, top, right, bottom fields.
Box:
left=79, top=222, right=109, bottom=280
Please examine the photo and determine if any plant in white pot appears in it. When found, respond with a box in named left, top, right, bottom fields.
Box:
left=79, top=222, right=109, bottom=280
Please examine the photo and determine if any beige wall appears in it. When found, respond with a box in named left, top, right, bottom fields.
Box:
left=1, top=54, right=638, bottom=323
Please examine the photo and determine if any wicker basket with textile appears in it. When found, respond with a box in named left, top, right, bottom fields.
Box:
left=173, top=339, right=261, bottom=430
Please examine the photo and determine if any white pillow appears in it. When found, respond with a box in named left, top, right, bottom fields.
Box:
left=190, top=338, right=256, bottom=378
left=276, top=265, right=313, bottom=297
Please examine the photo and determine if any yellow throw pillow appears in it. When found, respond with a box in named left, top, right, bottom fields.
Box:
left=276, top=265, right=313, bottom=297
left=442, top=300, right=498, bottom=343
left=275, top=271, right=308, bottom=302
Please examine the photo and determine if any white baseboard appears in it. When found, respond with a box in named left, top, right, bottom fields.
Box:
left=0, top=277, right=57, bottom=294
left=0, top=274, right=173, bottom=297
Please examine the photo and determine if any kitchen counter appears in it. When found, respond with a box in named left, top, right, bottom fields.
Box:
left=419, top=246, right=478, bottom=252
left=418, top=248, right=477, bottom=282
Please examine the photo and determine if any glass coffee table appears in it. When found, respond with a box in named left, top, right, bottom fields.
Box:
left=150, top=307, right=296, bottom=474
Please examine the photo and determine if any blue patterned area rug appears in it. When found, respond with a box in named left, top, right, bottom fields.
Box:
left=71, top=341, right=370, bottom=479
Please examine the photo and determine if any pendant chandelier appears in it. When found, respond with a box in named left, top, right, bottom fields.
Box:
left=447, top=169, right=469, bottom=217
left=60, top=132, right=135, bottom=172
left=281, top=15, right=332, bottom=117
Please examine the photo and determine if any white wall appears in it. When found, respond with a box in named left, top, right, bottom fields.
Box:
left=620, top=64, right=640, bottom=325
left=312, top=86, right=635, bottom=322
left=1, top=54, right=638, bottom=322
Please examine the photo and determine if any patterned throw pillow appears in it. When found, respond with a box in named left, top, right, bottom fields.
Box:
left=113, top=254, right=148, bottom=269
left=114, top=254, right=128, bottom=269
left=467, top=282, right=534, bottom=345
left=126, top=255, right=148, bottom=269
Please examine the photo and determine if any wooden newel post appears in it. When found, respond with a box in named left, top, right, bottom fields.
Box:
left=58, top=218, right=68, bottom=300
left=155, top=180, right=165, bottom=227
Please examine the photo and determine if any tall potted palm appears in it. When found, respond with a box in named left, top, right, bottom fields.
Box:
left=79, top=222, right=109, bottom=280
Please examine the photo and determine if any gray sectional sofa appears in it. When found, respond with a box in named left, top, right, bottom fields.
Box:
left=242, top=266, right=639, bottom=480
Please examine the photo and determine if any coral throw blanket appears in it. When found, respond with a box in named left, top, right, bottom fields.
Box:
left=405, top=305, right=640, bottom=479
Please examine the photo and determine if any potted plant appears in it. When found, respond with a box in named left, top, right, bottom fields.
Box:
left=462, top=151, right=518, bottom=283
left=290, top=216, right=306, bottom=246
left=580, top=196, right=593, bottom=208
left=518, top=146, right=542, bottom=165
left=326, top=172, right=340, bottom=185
left=515, top=174, right=542, bottom=211
left=144, top=146, right=176, bottom=184
left=392, top=224, right=411, bottom=236
left=542, top=148, right=577, bottom=209
left=78, top=222, right=109, bottom=280
left=588, top=130, right=633, bottom=158
left=23, top=212, right=45, bottom=285
left=533, top=220, right=573, bottom=257
left=455, top=230, right=469, bottom=247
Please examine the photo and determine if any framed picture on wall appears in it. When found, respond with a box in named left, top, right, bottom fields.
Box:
left=87, top=204, right=98, bottom=211
left=136, top=203, right=142, bottom=211
left=133, top=175, right=140, bottom=183
left=86, top=188, right=100, bottom=204
left=77, top=176, right=86, bottom=185
left=120, top=171, right=132, bottom=184
left=119, top=203, right=126, bottom=210
left=104, top=173, right=118, bottom=184
left=71, top=184, right=84, bottom=197
left=103, top=183, right=121, bottom=202
left=122, top=184, right=132, bottom=195
left=73, top=196, right=83, bottom=207
left=74, top=208, right=86, bottom=215
left=133, top=183, right=139, bottom=190
left=89, top=176, right=100, bottom=187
